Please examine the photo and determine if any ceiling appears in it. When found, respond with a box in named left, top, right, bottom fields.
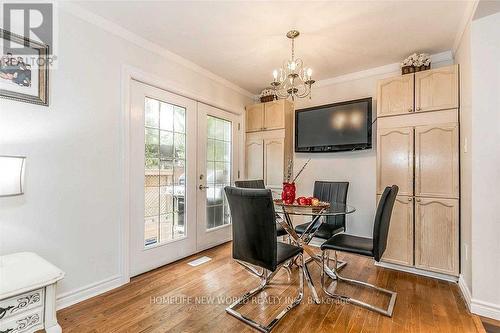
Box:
left=76, top=1, right=470, bottom=94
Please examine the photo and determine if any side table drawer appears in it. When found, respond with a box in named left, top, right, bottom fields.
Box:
left=0, top=307, right=44, bottom=333
left=0, top=289, right=44, bottom=320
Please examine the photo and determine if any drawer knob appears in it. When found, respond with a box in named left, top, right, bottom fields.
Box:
left=416, top=107, right=421, bottom=111
left=408, top=108, right=413, bottom=112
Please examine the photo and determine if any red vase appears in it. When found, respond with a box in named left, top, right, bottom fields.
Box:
left=281, top=182, right=296, bottom=205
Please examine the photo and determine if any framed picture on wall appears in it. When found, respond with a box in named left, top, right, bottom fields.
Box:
left=0, top=29, right=49, bottom=106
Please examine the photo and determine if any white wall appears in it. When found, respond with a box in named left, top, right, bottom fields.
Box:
left=470, top=11, right=500, bottom=320
left=0, top=4, right=251, bottom=307
left=292, top=57, right=452, bottom=237
left=454, top=19, right=473, bottom=292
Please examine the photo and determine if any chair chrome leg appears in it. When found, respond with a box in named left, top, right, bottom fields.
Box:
left=226, top=254, right=305, bottom=332
left=320, top=250, right=397, bottom=317
left=236, top=260, right=265, bottom=278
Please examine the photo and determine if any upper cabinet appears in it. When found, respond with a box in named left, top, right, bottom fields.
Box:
left=377, top=64, right=459, bottom=118
left=415, top=65, right=459, bottom=112
left=245, top=100, right=292, bottom=132
left=245, top=103, right=264, bottom=132
left=377, top=74, right=414, bottom=117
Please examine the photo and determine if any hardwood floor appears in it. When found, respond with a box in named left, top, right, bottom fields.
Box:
left=57, top=242, right=484, bottom=332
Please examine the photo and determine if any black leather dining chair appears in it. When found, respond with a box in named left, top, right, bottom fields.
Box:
left=320, top=185, right=398, bottom=317
left=234, top=179, right=288, bottom=237
left=224, top=186, right=305, bottom=332
left=294, top=181, right=349, bottom=240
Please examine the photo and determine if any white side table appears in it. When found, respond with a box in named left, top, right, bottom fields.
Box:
left=0, top=252, right=64, bottom=333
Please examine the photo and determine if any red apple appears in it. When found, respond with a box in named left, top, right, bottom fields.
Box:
left=305, top=197, right=312, bottom=205
left=297, top=197, right=307, bottom=205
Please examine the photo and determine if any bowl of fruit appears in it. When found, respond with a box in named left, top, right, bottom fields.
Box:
left=274, top=197, right=330, bottom=208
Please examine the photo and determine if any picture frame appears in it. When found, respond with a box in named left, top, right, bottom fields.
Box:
left=0, top=29, right=49, bottom=106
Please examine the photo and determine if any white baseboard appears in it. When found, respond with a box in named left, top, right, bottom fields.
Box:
left=458, top=274, right=472, bottom=309
left=56, top=274, right=126, bottom=310
left=374, top=261, right=458, bottom=282
left=471, top=299, right=500, bottom=321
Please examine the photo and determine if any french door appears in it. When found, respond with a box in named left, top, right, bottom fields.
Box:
left=196, top=104, right=239, bottom=250
left=129, top=81, right=239, bottom=276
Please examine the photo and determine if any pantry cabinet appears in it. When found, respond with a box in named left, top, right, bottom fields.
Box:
left=376, top=64, right=460, bottom=277
left=245, top=100, right=293, bottom=188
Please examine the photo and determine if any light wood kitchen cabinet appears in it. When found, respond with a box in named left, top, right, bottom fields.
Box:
left=415, top=65, right=459, bottom=113
left=380, top=195, right=414, bottom=266
left=415, top=123, right=459, bottom=199
left=264, top=138, right=285, bottom=188
left=377, top=74, right=414, bottom=117
left=245, top=100, right=293, bottom=132
left=264, top=101, right=286, bottom=130
left=245, top=138, right=264, bottom=180
left=415, top=197, right=459, bottom=275
left=244, top=100, right=293, bottom=188
left=245, top=103, right=264, bottom=132
left=376, top=127, right=414, bottom=196
left=376, top=66, right=460, bottom=278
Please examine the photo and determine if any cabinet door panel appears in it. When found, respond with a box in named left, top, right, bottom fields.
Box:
left=377, top=127, right=414, bottom=195
left=246, top=104, right=264, bottom=132
left=245, top=139, right=263, bottom=180
left=264, top=138, right=284, bottom=188
left=264, top=101, right=285, bottom=130
left=415, top=123, right=459, bottom=198
left=415, top=198, right=459, bottom=276
left=377, top=74, right=414, bottom=117
left=380, top=195, right=414, bottom=266
left=415, top=65, right=458, bottom=112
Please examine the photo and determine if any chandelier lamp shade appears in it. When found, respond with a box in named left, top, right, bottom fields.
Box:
left=271, top=30, right=315, bottom=100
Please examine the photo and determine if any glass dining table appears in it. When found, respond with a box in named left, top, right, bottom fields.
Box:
left=274, top=201, right=356, bottom=304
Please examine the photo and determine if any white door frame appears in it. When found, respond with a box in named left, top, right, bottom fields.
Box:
left=120, top=65, right=244, bottom=283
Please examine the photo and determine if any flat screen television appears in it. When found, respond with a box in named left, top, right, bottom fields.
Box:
left=295, top=97, right=372, bottom=153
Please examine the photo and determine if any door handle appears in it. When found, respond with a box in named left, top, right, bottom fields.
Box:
left=199, top=185, right=209, bottom=190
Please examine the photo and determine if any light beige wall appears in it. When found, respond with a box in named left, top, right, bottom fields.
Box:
left=470, top=10, right=500, bottom=319
left=454, top=20, right=473, bottom=291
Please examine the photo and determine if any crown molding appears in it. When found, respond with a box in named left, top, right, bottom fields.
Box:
left=453, top=0, right=479, bottom=54
left=314, top=50, right=453, bottom=88
left=59, top=2, right=255, bottom=99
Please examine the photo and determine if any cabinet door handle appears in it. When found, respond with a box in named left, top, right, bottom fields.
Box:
left=408, top=197, right=412, bottom=201
left=408, top=108, right=413, bottom=112
left=416, top=198, right=421, bottom=202
left=416, top=107, right=421, bottom=111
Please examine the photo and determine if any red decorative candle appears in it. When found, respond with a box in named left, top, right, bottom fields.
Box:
left=281, top=182, right=296, bottom=204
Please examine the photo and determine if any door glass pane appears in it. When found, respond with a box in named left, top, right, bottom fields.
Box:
left=206, top=116, right=232, bottom=230
left=144, top=97, right=186, bottom=247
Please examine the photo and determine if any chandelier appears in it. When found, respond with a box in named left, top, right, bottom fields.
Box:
left=271, top=30, right=315, bottom=100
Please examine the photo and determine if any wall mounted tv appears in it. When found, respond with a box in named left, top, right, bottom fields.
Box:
left=295, top=97, right=372, bottom=153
